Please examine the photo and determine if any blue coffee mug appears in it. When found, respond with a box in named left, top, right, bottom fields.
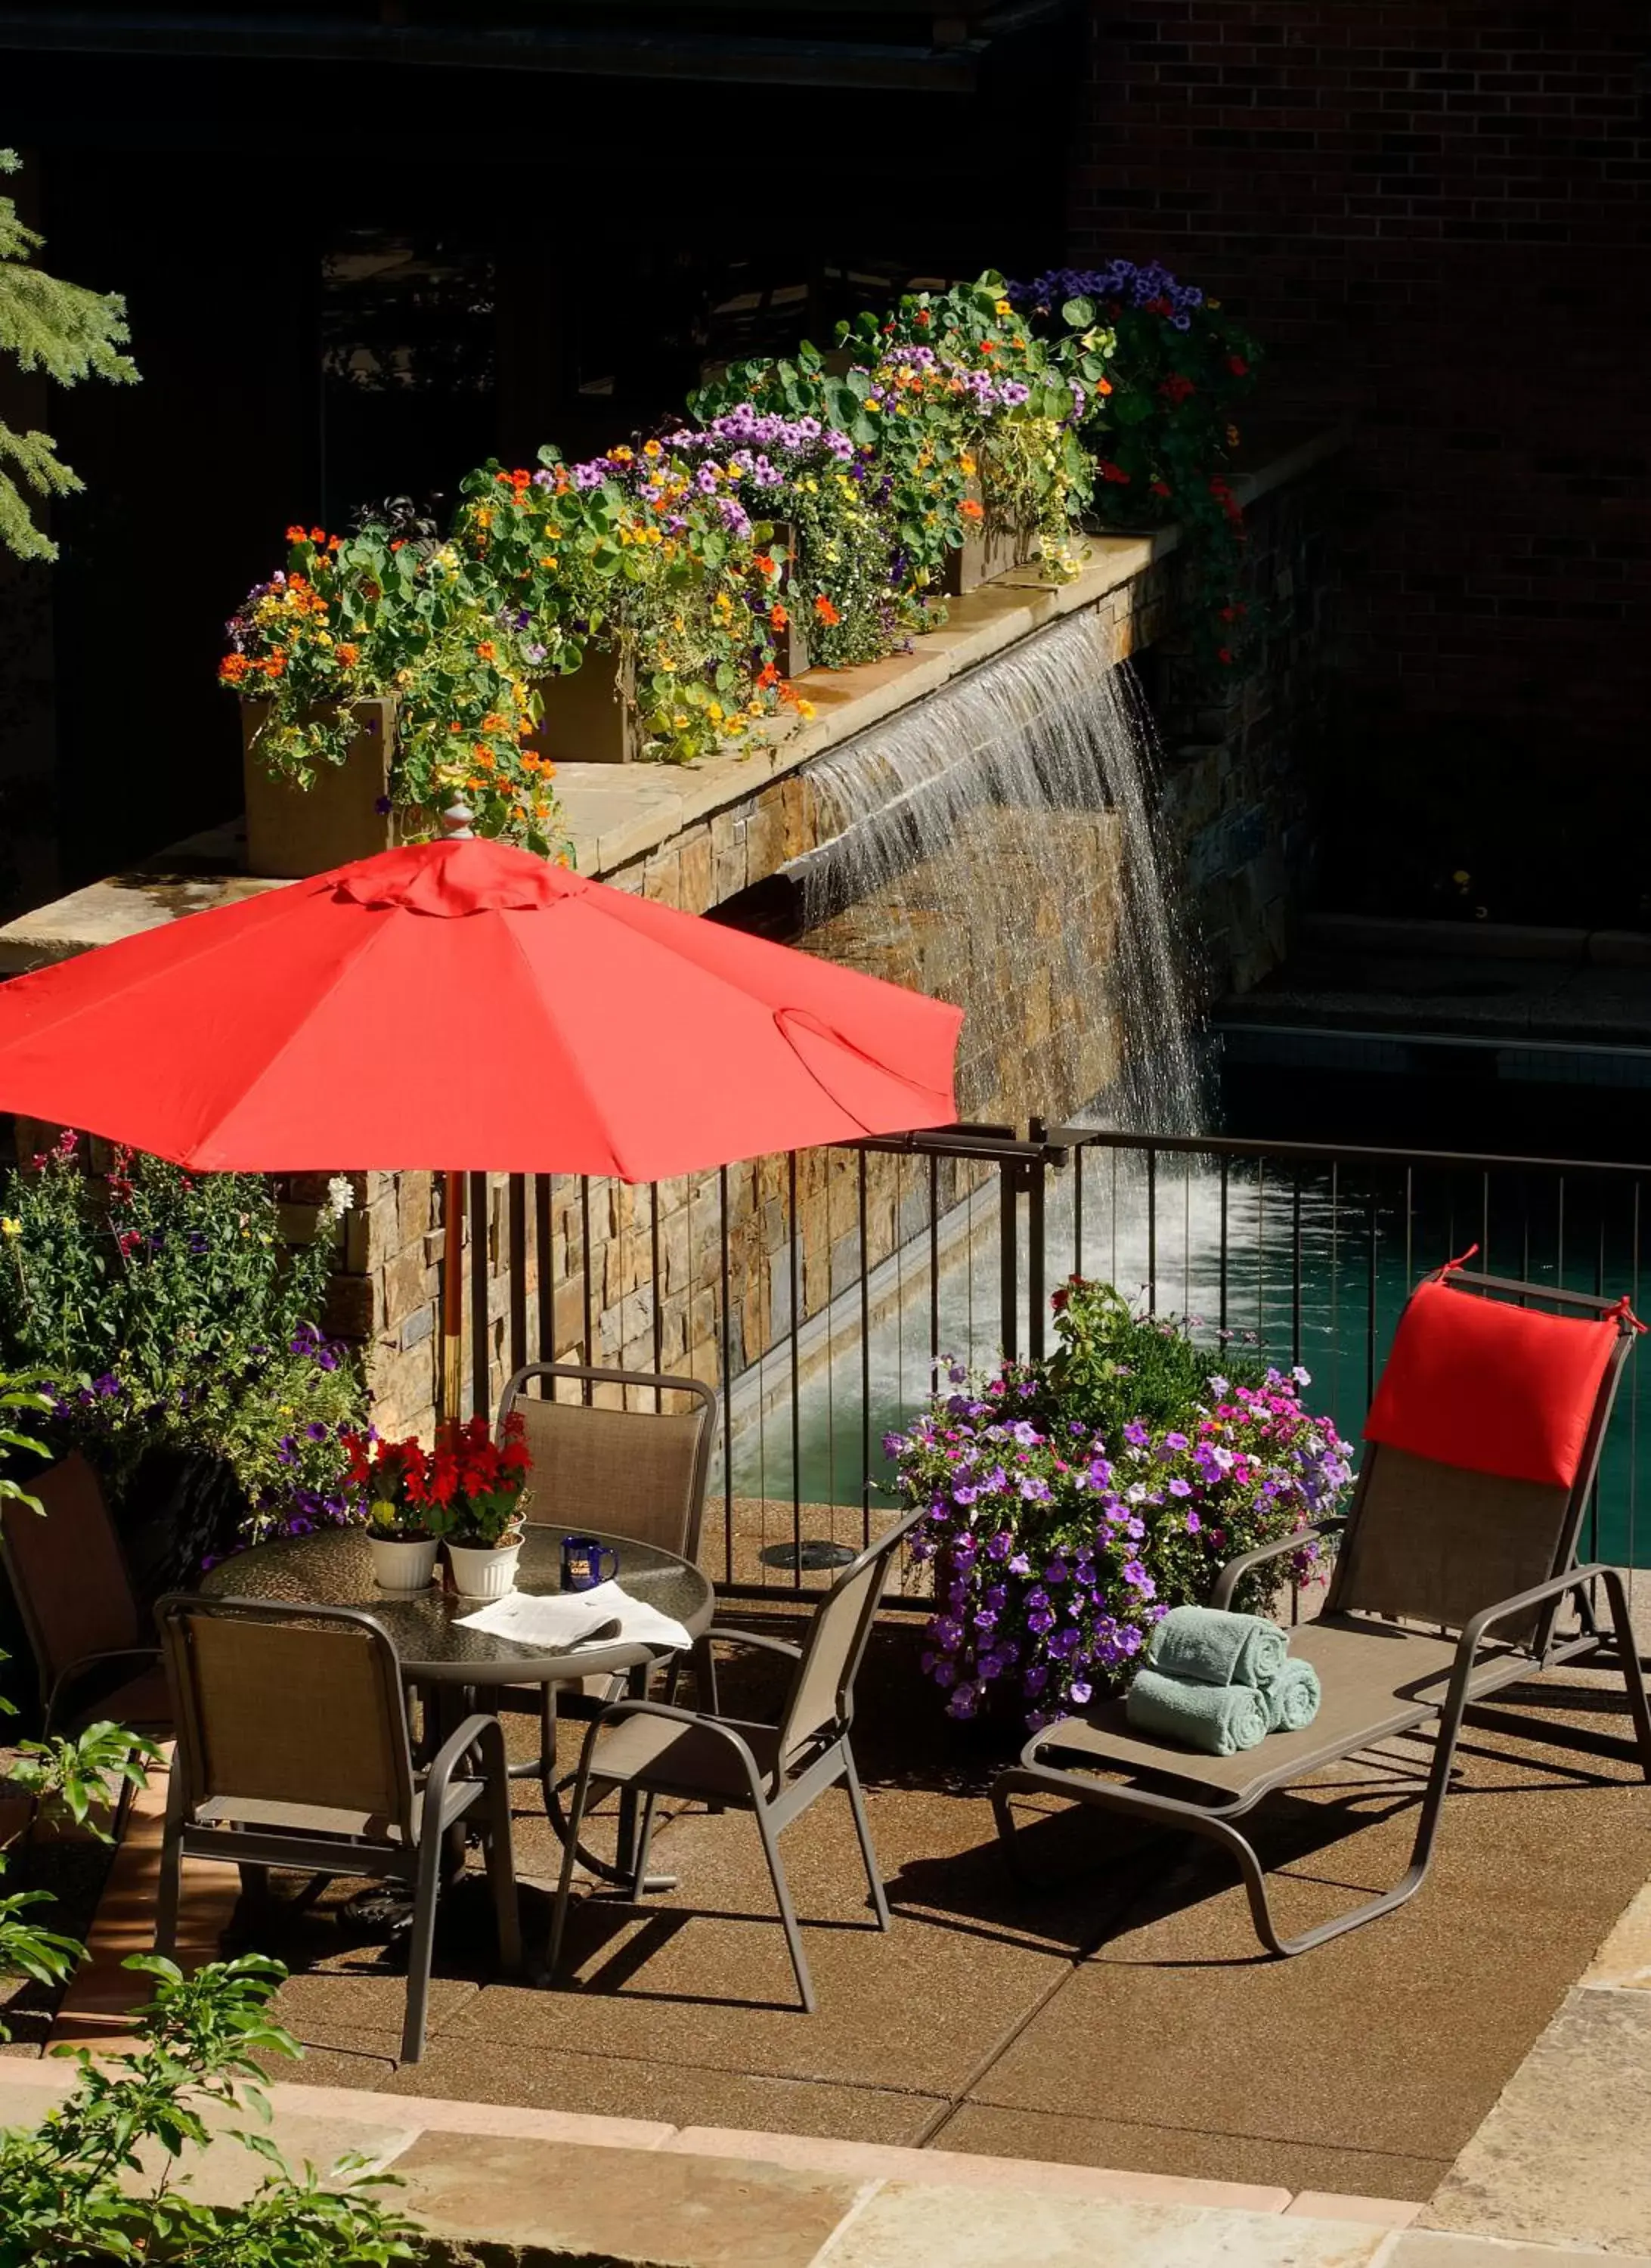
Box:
left=561, top=1534, right=618, bottom=1591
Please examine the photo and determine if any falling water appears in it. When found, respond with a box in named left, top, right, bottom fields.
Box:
left=725, top=609, right=1214, bottom=1547
left=791, top=609, right=1206, bottom=1135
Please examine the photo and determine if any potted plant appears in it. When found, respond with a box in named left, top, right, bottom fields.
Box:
left=342, top=1433, right=441, bottom=1592
left=438, top=1412, right=532, bottom=1599
left=221, top=519, right=568, bottom=871
left=886, top=1278, right=1355, bottom=1730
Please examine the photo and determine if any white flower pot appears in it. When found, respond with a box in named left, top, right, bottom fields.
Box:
left=368, top=1535, right=440, bottom=1593
left=446, top=1539, right=522, bottom=1600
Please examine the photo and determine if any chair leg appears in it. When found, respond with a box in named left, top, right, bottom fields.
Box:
left=629, top=1791, right=661, bottom=1904
left=992, top=1753, right=1452, bottom=1961
left=547, top=1744, right=600, bottom=1986
left=154, top=1765, right=186, bottom=1957
left=842, top=1749, right=890, bottom=1930
left=477, top=1727, right=522, bottom=1976
left=752, top=1801, right=816, bottom=2013
left=400, top=1834, right=444, bottom=2065
left=1602, top=1569, right=1651, bottom=1780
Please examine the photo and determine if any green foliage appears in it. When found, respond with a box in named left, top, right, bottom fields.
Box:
left=0, top=1136, right=364, bottom=1546
left=221, top=519, right=570, bottom=857
left=0, top=1362, right=54, bottom=1515
left=0, top=1955, right=422, bottom=2264
left=226, top=262, right=1259, bottom=820
left=0, top=150, right=139, bottom=564
left=0, top=1379, right=159, bottom=2040
left=1041, top=1276, right=1268, bottom=1440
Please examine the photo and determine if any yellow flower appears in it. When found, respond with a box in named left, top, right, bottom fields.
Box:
left=673, top=712, right=689, bottom=729
left=708, top=702, right=723, bottom=723
left=995, top=297, right=1012, bottom=314
left=540, top=554, right=559, bottom=569
left=643, top=438, right=661, bottom=457
left=0, top=1216, right=20, bottom=1238
left=959, top=453, right=976, bottom=476
left=795, top=699, right=816, bottom=720
left=746, top=699, right=764, bottom=716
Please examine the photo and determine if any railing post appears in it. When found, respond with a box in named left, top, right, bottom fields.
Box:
left=1027, top=1118, right=1049, bottom=1363
left=999, top=1156, right=1020, bottom=1365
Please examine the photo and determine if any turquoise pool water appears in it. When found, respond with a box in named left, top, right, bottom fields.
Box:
left=729, top=1151, right=1649, bottom=1569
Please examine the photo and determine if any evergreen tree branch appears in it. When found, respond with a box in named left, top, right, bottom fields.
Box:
left=0, top=148, right=138, bottom=561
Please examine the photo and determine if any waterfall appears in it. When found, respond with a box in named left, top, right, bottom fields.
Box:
left=791, top=609, right=1206, bottom=1136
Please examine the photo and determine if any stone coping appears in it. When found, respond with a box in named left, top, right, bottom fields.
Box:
left=0, top=428, right=1347, bottom=977
left=0, top=2053, right=1434, bottom=2265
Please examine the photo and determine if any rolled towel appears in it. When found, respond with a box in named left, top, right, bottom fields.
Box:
left=1146, top=1604, right=1290, bottom=1692
left=1265, top=1656, right=1321, bottom=1734
left=1126, top=1668, right=1271, bottom=1758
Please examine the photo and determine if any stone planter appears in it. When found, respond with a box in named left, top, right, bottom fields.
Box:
left=242, top=697, right=397, bottom=879
left=528, top=647, right=637, bottom=765
left=368, top=1534, right=440, bottom=1594
left=446, top=1538, right=522, bottom=1600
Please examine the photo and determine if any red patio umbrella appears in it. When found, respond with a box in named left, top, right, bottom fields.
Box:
left=0, top=833, right=962, bottom=1423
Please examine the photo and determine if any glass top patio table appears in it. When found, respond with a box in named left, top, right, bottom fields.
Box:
left=199, top=1524, right=714, bottom=1686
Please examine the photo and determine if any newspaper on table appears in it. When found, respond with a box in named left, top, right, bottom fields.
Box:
left=454, top=1580, right=692, bottom=1655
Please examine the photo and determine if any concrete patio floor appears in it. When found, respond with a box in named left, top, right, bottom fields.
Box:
left=118, top=1608, right=1651, bottom=2208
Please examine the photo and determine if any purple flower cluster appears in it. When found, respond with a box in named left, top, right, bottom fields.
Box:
left=889, top=1359, right=1355, bottom=1730
left=1010, top=262, right=1206, bottom=330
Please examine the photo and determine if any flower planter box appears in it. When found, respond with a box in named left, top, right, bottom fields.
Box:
left=764, top=520, right=811, bottom=679
left=528, top=646, right=637, bottom=766
left=944, top=494, right=1040, bottom=597
left=242, top=697, right=397, bottom=879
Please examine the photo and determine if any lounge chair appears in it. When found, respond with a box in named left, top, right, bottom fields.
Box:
left=991, top=1266, right=1651, bottom=1957
left=547, top=1508, right=923, bottom=2012
left=155, top=1594, right=520, bottom=2062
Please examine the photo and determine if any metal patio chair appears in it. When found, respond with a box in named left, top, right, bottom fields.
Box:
left=991, top=1267, right=1651, bottom=1958
left=0, top=1449, right=169, bottom=1740
left=489, top=1362, right=718, bottom=1835
left=547, top=1508, right=923, bottom=2012
left=155, top=1594, right=520, bottom=2063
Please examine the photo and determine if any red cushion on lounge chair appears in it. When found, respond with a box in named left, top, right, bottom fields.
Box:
left=1364, top=1279, right=1618, bottom=1488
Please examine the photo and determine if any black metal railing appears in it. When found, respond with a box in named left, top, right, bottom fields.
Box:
left=470, top=1125, right=1649, bottom=1596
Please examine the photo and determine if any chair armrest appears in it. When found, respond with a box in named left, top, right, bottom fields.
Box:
left=698, top=1627, right=804, bottom=1662
left=44, top=1646, right=163, bottom=1734
left=1210, top=1519, right=1346, bottom=1611
left=415, top=1715, right=506, bottom=1842
left=580, top=1696, right=773, bottom=1800
left=1451, top=1563, right=1612, bottom=1687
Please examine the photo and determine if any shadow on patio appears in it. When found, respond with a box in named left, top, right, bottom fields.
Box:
left=51, top=1611, right=1644, bottom=2207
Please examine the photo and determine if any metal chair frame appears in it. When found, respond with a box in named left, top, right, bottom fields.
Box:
left=547, top=1510, right=923, bottom=2012
left=992, top=1270, right=1651, bottom=1957
left=156, top=1594, right=521, bottom=2062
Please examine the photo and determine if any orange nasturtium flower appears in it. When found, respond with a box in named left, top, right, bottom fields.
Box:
left=959, top=497, right=984, bottom=522
left=475, top=641, right=497, bottom=662
left=769, top=603, right=788, bottom=630
left=812, top=595, right=841, bottom=627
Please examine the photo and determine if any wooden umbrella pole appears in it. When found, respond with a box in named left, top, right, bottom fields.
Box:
left=438, top=795, right=475, bottom=1445
left=441, top=1166, right=466, bottom=1442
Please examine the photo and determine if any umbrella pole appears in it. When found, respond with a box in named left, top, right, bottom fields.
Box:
left=441, top=1166, right=466, bottom=1441
left=438, top=797, right=475, bottom=1447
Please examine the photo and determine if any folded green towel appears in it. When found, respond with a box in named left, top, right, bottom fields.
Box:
left=1265, top=1657, right=1321, bottom=1733
left=1146, top=1604, right=1290, bottom=1691
left=1126, top=1668, right=1271, bottom=1757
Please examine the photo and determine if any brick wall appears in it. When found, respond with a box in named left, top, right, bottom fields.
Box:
left=1073, top=2, right=1649, bottom=910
